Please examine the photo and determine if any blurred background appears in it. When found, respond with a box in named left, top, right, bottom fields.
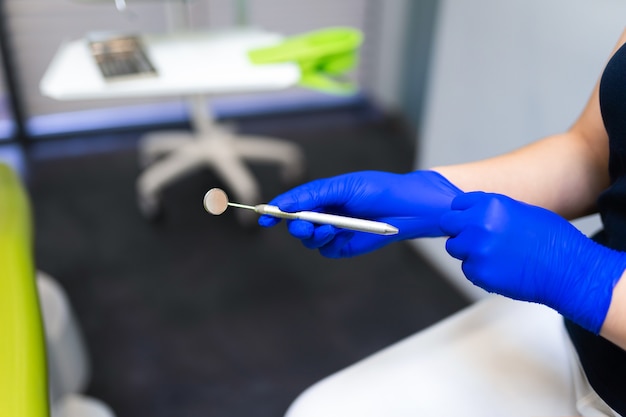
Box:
left=1, top=0, right=626, bottom=416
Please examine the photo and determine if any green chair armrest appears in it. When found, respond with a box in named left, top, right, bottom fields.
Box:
left=0, top=163, right=49, bottom=416
left=248, top=27, right=364, bottom=95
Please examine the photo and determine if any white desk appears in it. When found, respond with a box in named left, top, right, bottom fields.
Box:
left=41, top=29, right=306, bottom=224
left=40, top=29, right=300, bottom=99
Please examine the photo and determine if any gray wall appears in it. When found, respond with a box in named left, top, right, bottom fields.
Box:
left=399, top=0, right=438, bottom=129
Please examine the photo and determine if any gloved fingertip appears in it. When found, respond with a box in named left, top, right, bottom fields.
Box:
left=451, top=191, right=488, bottom=210
left=313, top=224, right=337, bottom=242
left=320, top=230, right=355, bottom=258
left=268, top=197, right=294, bottom=212
left=288, top=219, right=315, bottom=239
left=258, top=215, right=280, bottom=228
left=269, top=186, right=316, bottom=212
left=300, top=224, right=337, bottom=249
left=438, top=211, right=457, bottom=236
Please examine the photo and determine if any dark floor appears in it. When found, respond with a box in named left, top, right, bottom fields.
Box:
left=27, top=106, right=470, bottom=417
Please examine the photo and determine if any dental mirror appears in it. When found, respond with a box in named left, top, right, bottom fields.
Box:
left=203, top=188, right=399, bottom=236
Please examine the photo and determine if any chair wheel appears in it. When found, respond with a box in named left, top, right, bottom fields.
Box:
left=138, top=151, right=156, bottom=169
left=280, top=157, right=307, bottom=186
left=137, top=193, right=163, bottom=221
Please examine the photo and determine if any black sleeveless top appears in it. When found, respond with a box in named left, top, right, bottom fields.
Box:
left=563, top=40, right=626, bottom=415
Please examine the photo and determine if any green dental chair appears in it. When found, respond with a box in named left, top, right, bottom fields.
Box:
left=0, top=163, right=114, bottom=417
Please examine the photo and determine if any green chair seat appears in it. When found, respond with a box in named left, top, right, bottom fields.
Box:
left=0, top=163, right=49, bottom=417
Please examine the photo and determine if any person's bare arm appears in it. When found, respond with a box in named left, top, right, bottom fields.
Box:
left=432, top=128, right=608, bottom=220
left=434, top=29, right=626, bottom=349
left=432, top=29, right=626, bottom=220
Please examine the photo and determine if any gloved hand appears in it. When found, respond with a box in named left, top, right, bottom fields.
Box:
left=258, top=170, right=463, bottom=258
left=440, top=191, right=626, bottom=333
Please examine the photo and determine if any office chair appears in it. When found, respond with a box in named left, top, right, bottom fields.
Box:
left=0, top=163, right=115, bottom=417
left=136, top=89, right=306, bottom=225
left=41, top=1, right=363, bottom=225
left=37, top=0, right=305, bottom=226
left=137, top=25, right=363, bottom=224
left=126, top=0, right=305, bottom=225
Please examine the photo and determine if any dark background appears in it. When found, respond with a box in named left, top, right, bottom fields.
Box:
left=28, top=105, right=470, bottom=417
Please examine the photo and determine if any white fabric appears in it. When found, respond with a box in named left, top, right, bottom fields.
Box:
left=286, top=296, right=618, bottom=417
left=566, top=336, right=623, bottom=417
left=37, top=271, right=90, bottom=402
left=37, top=271, right=117, bottom=416
left=52, top=394, right=115, bottom=417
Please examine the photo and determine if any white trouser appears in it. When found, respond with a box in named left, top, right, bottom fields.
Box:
left=285, top=296, right=621, bottom=417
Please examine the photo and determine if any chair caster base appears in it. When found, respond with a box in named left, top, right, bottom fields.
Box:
left=137, top=193, right=163, bottom=222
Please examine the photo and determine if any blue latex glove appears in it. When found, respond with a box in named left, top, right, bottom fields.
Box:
left=440, top=191, right=626, bottom=333
left=258, top=170, right=462, bottom=258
